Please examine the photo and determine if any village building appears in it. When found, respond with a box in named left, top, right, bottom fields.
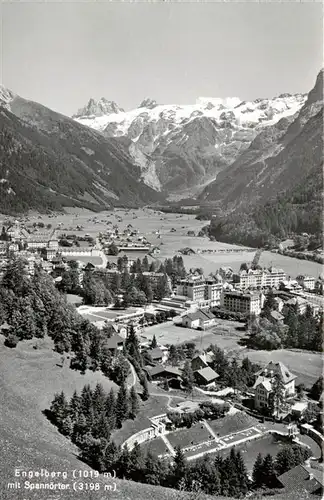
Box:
left=253, top=361, right=296, bottom=411
left=191, top=353, right=213, bottom=372
left=26, top=229, right=59, bottom=250
left=296, top=275, right=316, bottom=291
left=146, top=347, right=165, bottom=364
left=194, top=366, right=219, bottom=386
left=181, top=309, right=216, bottom=330
left=221, top=290, right=264, bottom=316
left=104, top=334, right=125, bottom=354
left=176, top=274, right=223, bottom=308
left=277, top=464, right=323, bottom=496
left=144, top=365, right=181, bottom=382
left=234, top=266, right=286, bottom=290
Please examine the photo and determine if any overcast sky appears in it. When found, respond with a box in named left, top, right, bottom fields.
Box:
left=1, top=2, right=322, bottom=116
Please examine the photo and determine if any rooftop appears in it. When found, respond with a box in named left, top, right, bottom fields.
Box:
left=195, top=366, right=219, bottom=382
left=278, top=464, right=323, bottom=494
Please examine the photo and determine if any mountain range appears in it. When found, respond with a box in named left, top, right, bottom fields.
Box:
left=0, top=70, right=322, bottom=235
left=0, top=87, right=162, bottom=214
left=74, top=93, right=306, bottom=198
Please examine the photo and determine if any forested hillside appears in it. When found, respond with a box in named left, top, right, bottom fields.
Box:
left=0, top=97, right=162, bottom=214
left=206, top=70, right=323, bottom=248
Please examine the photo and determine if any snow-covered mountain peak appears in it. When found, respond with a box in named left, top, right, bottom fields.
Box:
left=73, top=92, right=307, bottom=195
left=196, top=97, right=242, bottom=109
left=138, top=98, right=158, bottom=109
left=73, top=97, right=124, bottom=118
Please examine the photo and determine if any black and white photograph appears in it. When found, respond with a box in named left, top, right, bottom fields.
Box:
left=0, top=1, right=323, bottom=499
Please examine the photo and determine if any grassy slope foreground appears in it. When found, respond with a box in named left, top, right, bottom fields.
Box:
left=0, top=335, right=316, bottom=500
left=0, top=335, right=210, bottom=500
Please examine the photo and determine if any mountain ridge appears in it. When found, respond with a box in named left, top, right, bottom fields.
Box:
left=74, top=92, right=306, bottom=195
left=0, top=90, right=162, bottom=214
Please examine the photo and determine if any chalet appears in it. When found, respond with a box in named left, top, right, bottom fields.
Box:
left=105, top=334, right=125, bottom=354
left=144, top=365, right=181, bottom=381
left=191, top=353, right=213, bottom=372
left=194, top=366, right=219, bottom=386
left=147, top=347, right=164, bottom=363
left=277, top=464, right=323, bottom=496
left=253, top=361, right=296, bottom=410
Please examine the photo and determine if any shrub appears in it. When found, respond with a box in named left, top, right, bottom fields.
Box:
left=4, top=334, right=19, bottom=348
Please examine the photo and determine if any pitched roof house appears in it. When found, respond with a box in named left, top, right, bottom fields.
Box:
left=182, top=309, right=215, bottom=329
left=191, top=353, right=213, bottom=372
left=253, top=361, right=296, bottom=410
left=194, top=366, right=219, bottom=386
left=278, top=464, right=323, bottom=496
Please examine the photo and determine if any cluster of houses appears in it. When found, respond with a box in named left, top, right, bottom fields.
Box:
left=98, top=223, right=152, bottom=252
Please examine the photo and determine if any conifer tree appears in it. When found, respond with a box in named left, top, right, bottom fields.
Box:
left=261, top=453, right=277, bottom=488
left=61, top=416, right=74, bottom=436
left=150, top=334, right=158, bottom=349
left=93, top=413, right=111, bottom=440
left=271, top=372, right=285, bottom=418
left=172, top=445, right=187, bottom=489
left=181, top=360, right=194, bottom=393
left=69, top=390, right=81, bottom=422
left=116, top=383, right=129, bottom=428
left=104, top=440, right=118, bottom=470
left=129, top=386, right=140, bottom=419
left=142, top=374, right=149, bottom=401
left=252, top=452, right=263, bottom=488
left=50, top=391, right=70, bottom=427
left=105, top=388, right=116, bottom=422
left=92, top=382, right=106, bottom=415
left=144, top=451, right=162, bottom=485
left=275, top=446, right=296, bottom=476
left=129, top=442, right=145, bottom=481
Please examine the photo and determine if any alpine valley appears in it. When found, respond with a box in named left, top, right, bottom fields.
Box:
left=0, top=70, right=322, bottom=250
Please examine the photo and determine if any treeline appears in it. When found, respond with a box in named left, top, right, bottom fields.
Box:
left=48, top=386, right=311, bottom=498
left=58, top=255, right=187, bottom=306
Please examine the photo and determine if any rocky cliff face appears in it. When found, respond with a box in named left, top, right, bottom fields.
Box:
left=74, top=94, right=306, bottom=196
left=200, top=70, right=323, bottom=211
